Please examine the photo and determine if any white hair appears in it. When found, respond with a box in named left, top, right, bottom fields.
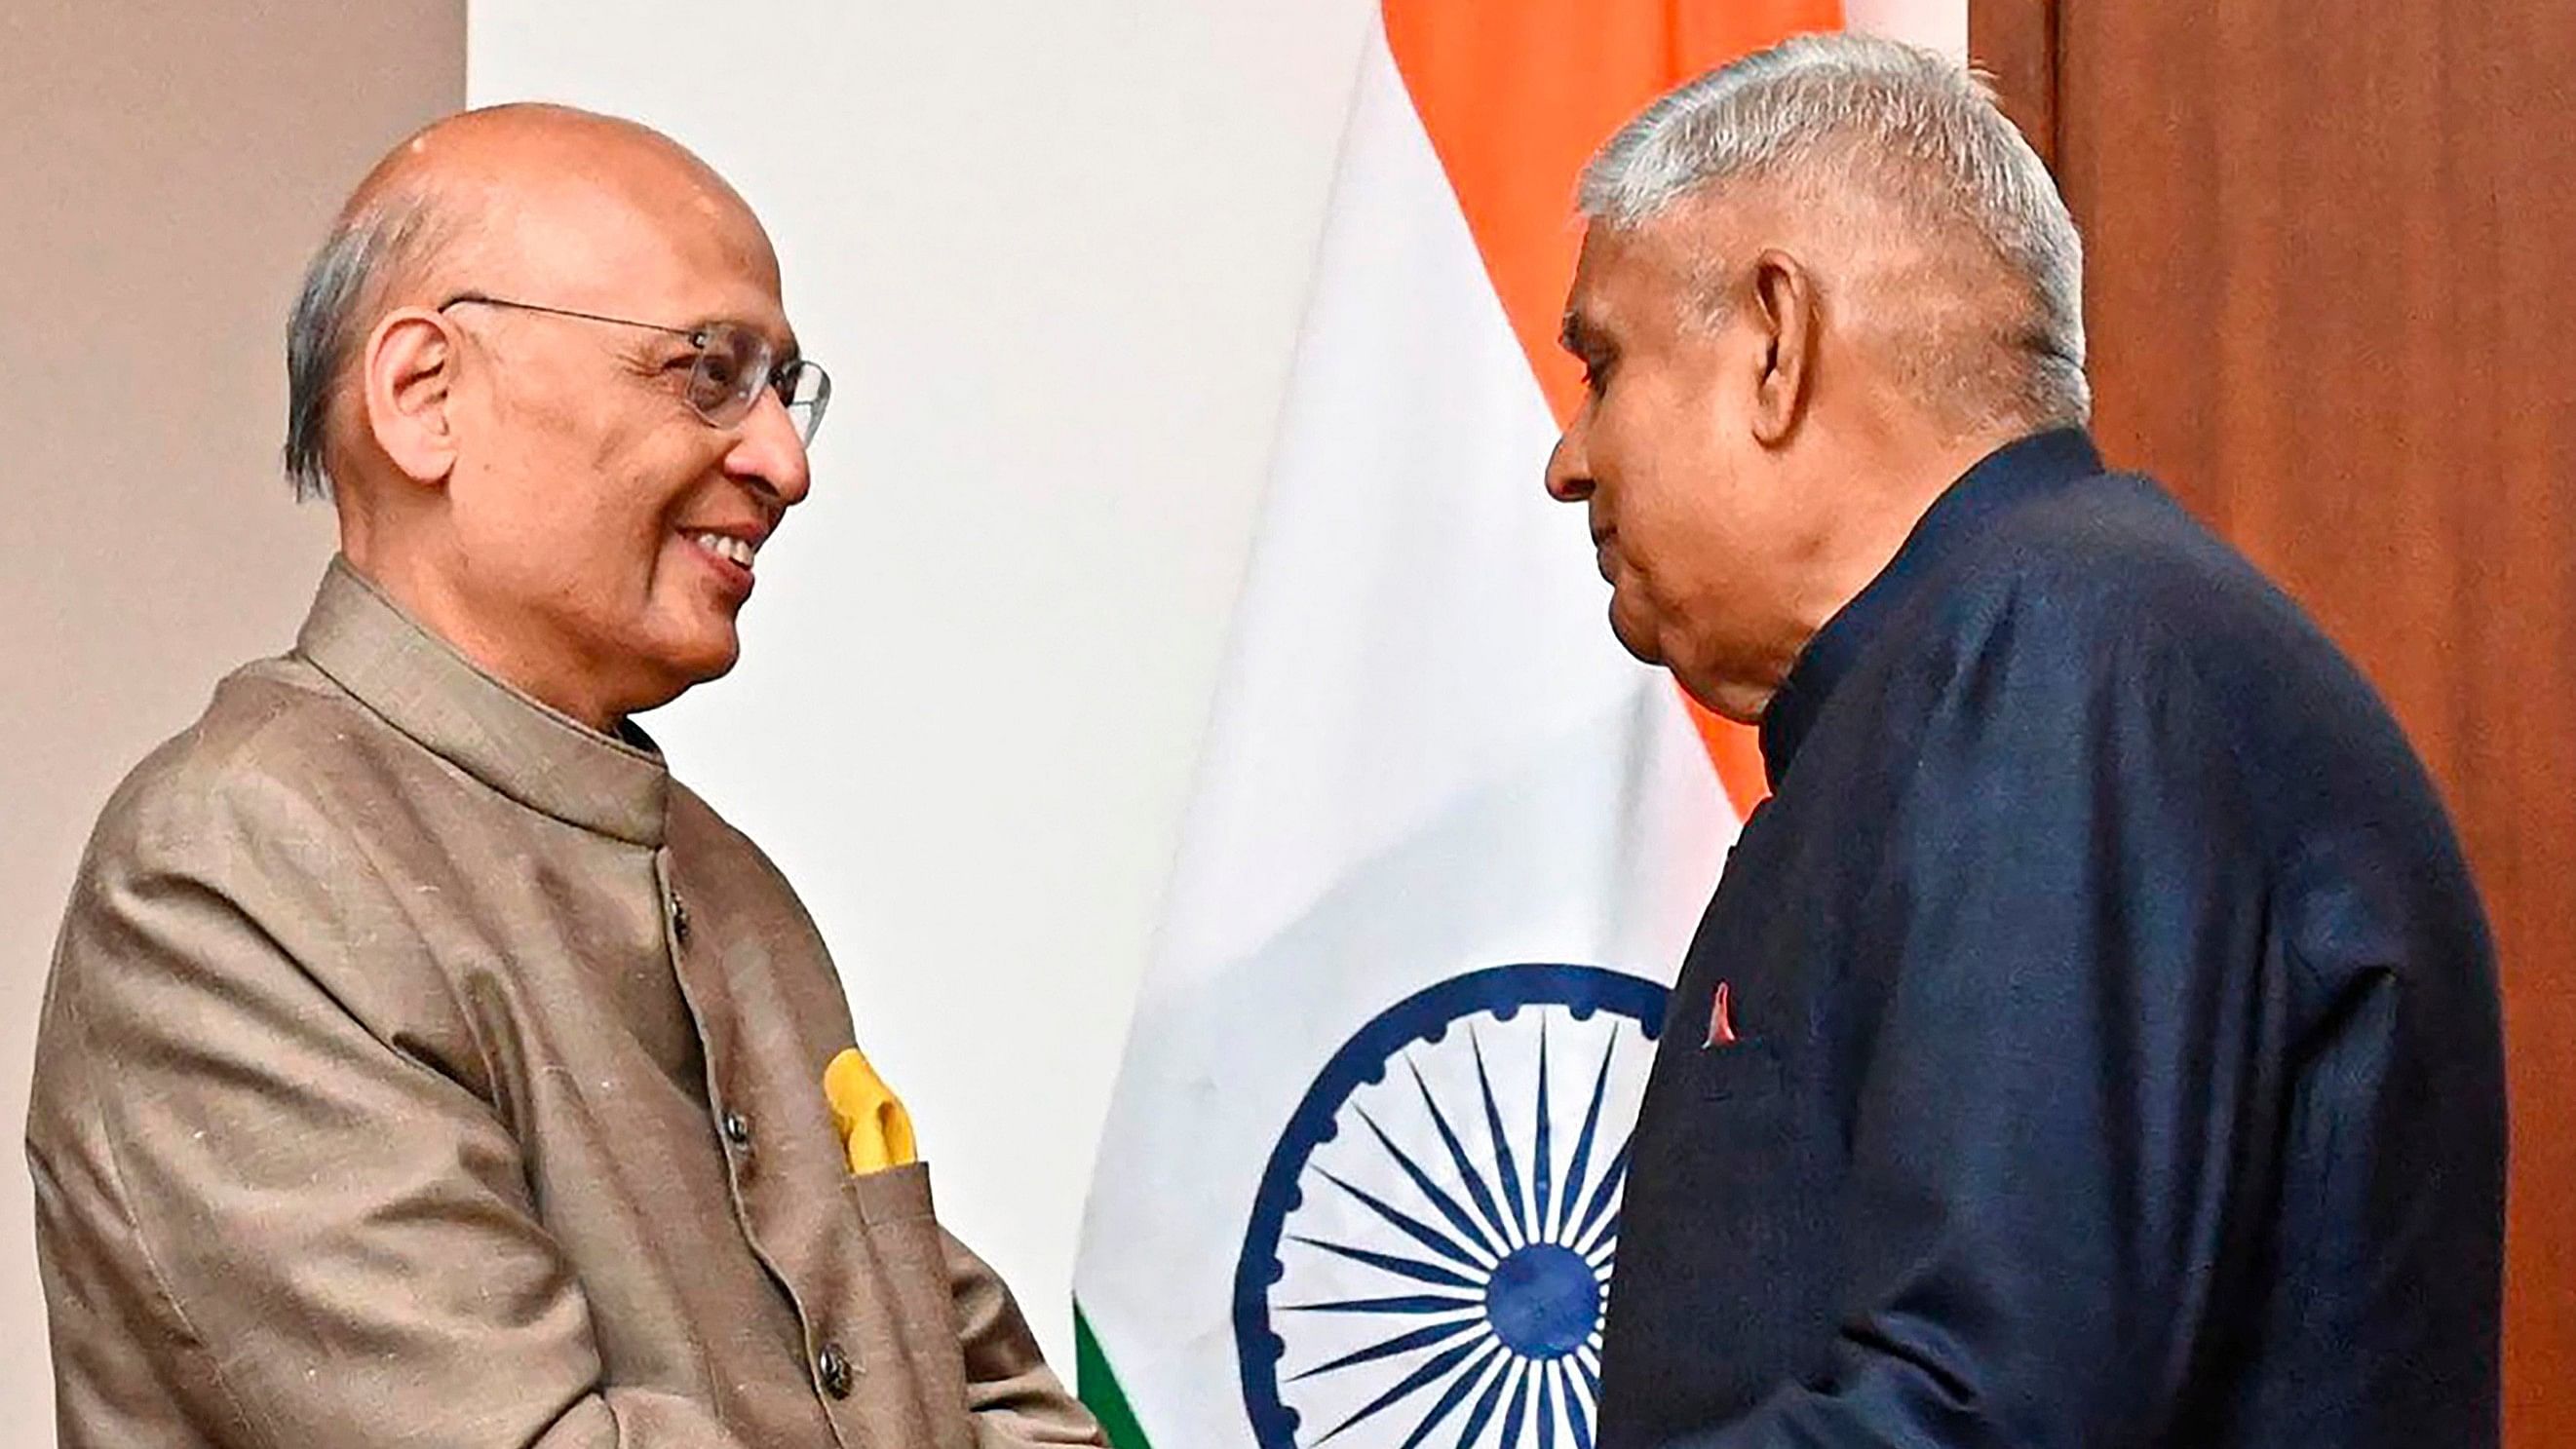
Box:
left=1581, top=32, right=2090, bottom=431
left=283, top=196, right=449, bottom=502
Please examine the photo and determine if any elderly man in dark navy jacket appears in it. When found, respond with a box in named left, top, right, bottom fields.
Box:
left=1544, top=33, right=2506, bottom=1449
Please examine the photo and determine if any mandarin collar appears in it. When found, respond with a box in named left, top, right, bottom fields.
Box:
left=294, top=556, right=671, bottom=846
left=1756, top=428, right=2106, bottom=791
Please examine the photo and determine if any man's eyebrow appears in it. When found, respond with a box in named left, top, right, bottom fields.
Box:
left=1559, top=310, right=1607, bottom=357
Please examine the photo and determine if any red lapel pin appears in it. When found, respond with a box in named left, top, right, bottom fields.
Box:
left=1705, top=980, right=1741, bottom=1049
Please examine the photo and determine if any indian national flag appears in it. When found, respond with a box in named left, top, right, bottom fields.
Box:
left=1073, top=3, right=1832, bottom=1447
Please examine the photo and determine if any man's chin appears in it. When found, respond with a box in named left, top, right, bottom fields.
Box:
left=1607, top=600, right=1664, bottom=667
left=630, top=629, right=742, bottom=714
left=678, top=636, right=742, bottom=689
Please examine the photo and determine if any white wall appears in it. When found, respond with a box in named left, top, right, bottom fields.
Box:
left=467, top=0, right=1963, bottom=1372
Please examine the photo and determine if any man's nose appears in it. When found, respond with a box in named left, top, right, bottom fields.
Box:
left=725, top=390, right=814, bottom=507
left=1545, top=425, right=1595, bottom=503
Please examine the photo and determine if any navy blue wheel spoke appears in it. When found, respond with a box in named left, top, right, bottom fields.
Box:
left=1280, top=1292, right=1481, bottom=1316
left=1288, top=1235, right=1481, bottom=1291
left=1355, top=1106, right=1510, bottom=1261
left=1314, top=1166, right=1493, bottom=1273
left=1570, top=1139, right=1633, bottom=1254
left=1573, top=1350, right=1602, bottom=1404
left=1406, top=1058, right=1521, bottom=1251
left=1471, top=1030, right=1533, bottom=1243
left=1530, top=1021, right=1557, bottom=1239
left=1288, top=1314, right=1482, bottom=1383
left=1456, top=1352, right=1521, bottom=1449
left=1553, top=1028, right=1621, bottom=1242
left=1395, top=1342, right=1509, bottom=1449
left=1314, top=1335, right=1485, bottom=1444
left=1499, top=1359, right=1533, bottom=1447
left=1565, top=1361, right=1596, bottom=1449
left=1536, top=1362, right=1560, bottom=1449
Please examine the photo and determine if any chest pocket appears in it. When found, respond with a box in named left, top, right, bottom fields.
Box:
left=845, top=1163, right=950, bottom=1310
left=1665, top=970, right=1789, bottom=1104
left=1688, top=1038, right=1785, bottom=1102
left=842, top=1163, right=972, bottom=1427
left=846, top=1159, right=935, bottom=1223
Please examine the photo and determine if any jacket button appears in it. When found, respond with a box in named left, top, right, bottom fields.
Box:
left=720, top=1111, right=752, bottom=1151
left=816, top=1341, right=854, bottom=1399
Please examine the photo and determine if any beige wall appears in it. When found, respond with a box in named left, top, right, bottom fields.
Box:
left=0, top=3, right=462, bottom=1439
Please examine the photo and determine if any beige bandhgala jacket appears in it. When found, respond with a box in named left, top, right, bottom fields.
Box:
left=26, top=559, right=1105, bottom=1449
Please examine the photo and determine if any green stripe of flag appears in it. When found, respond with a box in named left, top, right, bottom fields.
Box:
left=1073, top=1301, right=1157, bottom=1449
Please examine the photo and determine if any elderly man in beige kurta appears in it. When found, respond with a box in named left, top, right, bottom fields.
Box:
left=27, top=104, right=1103, bottom=1449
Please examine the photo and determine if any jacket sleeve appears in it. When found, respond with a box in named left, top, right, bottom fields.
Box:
left=942, top=1230, right=1107, bottom=1446
left=26, top=780, right=755, bottom=1449
left=1688, top=607, right=2289, bottom=1448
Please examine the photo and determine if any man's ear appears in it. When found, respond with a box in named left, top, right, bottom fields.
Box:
left=1746, top=247, right=1818, bottom=448
left=362, top=308, right=462, bottom=487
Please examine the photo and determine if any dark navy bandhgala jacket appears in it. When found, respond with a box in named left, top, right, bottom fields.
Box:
left=1596, top=430, right=2506, bottom=1449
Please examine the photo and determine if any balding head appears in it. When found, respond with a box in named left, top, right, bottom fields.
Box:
left=277, top=102, right=817, bottom=732
left=285, top=103, right=775, bottom=500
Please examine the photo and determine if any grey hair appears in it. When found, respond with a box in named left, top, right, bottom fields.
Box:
left=1580, top=32, right=2089, bottom=432
left=283, top=197, right=446, bottom=501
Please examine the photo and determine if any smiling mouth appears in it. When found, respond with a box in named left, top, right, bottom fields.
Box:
left=685, top=531, right=760, bottom=570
